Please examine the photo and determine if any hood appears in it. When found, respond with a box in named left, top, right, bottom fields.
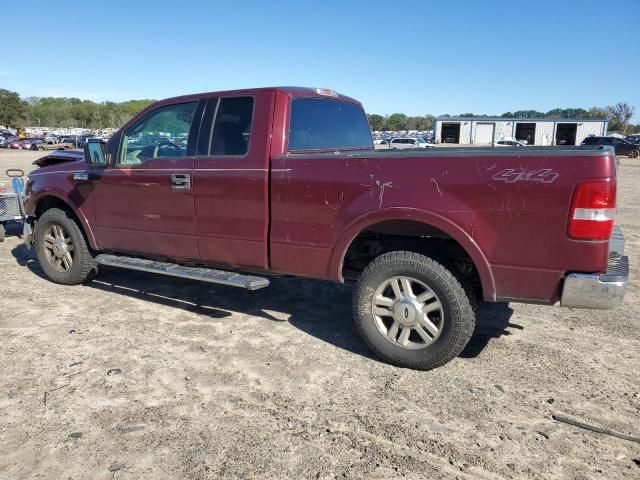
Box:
left=33, top=149, right=84, bottom=168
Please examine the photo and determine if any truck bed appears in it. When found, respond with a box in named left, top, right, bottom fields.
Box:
left=269, top=145, right=617, bottom=303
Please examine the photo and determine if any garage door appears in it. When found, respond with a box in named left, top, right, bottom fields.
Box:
left=474, top=123, right=494, bottom=145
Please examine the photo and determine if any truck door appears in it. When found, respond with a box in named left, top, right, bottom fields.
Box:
left=193, top=91, right=274, bottom=270
left=92, top=100, right=204, bottom=261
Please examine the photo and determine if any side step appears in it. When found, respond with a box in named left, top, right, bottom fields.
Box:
left=95, top=254, right=269, bottom=290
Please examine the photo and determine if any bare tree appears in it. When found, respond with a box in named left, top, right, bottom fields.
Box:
left=589, top=107, right=613, bottom=120
left=613, top=102, right=635, bottom=133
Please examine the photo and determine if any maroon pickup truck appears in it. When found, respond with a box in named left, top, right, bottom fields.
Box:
left=23, top=87, right=629, bottom=370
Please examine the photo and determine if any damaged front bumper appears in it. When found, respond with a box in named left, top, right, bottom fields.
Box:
left=560, top=226, right=629, bottom=309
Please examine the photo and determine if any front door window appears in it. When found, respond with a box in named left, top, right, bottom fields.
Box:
left=119, top=102, right=197, bottom=165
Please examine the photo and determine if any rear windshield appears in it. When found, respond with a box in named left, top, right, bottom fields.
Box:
left=288, top=98, right=373, bottom=151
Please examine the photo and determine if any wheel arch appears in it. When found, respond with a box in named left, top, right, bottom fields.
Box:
left=32, top=191, right=99, bottom=250
left=330, top=208, right=496, bottom=301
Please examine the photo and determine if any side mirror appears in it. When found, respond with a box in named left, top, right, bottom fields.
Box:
left=84, top=140, right=107, bottom=166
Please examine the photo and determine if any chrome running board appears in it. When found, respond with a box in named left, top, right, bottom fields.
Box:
left=95, top=254, right=269, bottom=290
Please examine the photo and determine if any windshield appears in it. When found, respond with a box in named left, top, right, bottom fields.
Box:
left=288, top=98, right=373, bottom=151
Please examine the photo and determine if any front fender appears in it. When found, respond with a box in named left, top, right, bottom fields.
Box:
left=28, top=188, right=99, bottom=250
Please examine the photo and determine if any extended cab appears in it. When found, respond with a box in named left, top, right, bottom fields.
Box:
left=23, top=87, right=629, bottom=370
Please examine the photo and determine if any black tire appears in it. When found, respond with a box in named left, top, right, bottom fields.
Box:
left=630, top=149, right=639, bottom=159
left=0, top=223, right=5, bottom=242
left=353, top=251, right=476, bottom=370
left=34, top=208, right=96, bottom=285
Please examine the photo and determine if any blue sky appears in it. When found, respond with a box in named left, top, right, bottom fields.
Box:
left=1, top=0, right=638, bottom=118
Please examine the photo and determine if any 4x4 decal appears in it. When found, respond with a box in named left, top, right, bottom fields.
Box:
left=493, top=168, right=559, bottom=184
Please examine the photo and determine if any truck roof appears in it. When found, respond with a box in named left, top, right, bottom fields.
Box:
left=153, top=87, right=362, bottom=108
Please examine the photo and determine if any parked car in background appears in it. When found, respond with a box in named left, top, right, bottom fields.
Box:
left=495, top=139, right=527, bottom=147
left=61, top=135, right=92, bottom=147
left=28, top=139, right=46, bottom=150
left=21, top=139, right=41, bottom=149
left=9, top=139, right=29, bottom=149
left=389, top=137, right=432, bottom=149
left=444, top=134, right=456, bottom=143
left=581, top=136, right=639, bottom=158
left=0, top=135, right=18, bottom=148
left=31, top=138, right=75, bottom=151
left=626, top=135, right=640, bottom=145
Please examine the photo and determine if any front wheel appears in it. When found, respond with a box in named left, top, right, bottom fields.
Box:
left=353, top=251, right=476, bottom=370
left=630, top=149, right=639, bottom=158
left=34, top=208, right=96, bottom=284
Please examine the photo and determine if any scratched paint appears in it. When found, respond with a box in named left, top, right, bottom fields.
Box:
left=431, top=178, right=443, bottom=196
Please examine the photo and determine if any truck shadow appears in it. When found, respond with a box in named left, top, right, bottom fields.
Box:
left=460, top=302, right=519, bottom=358
left=12, top=243, right=518, bottom=365
left=95, top=267, right=375, bottom=358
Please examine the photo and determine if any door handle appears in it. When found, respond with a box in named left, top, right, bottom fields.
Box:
left=170, top=173, right=191, bottom=191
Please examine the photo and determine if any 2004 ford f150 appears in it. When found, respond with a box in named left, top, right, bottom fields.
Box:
left=23, top=87, right=629, bottom=370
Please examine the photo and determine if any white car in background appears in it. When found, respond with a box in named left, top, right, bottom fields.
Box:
left=495, top=139, right=527, bottom=147
left=389, top=137, right=432, bottom=149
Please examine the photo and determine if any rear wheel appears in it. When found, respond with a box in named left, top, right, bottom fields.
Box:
left=630, top=149, right=639, bottom=158
left=35, top=208, right=96, bottom=284
left=353, top=251, right=476, bottom=370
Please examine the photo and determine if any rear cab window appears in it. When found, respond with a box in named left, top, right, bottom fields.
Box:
left=209, top=97, right=254, bottom=156
left=288, top=98, right=373, bottom=152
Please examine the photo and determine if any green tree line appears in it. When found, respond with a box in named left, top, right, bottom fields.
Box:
left=0, top=88, right=154, bottom=129
left=369, top=102, right=638, bottom=133
left=1, top=88, right=638, bottom=134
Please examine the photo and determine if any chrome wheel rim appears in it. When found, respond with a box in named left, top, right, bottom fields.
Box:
left=43, top=224, right=74, bottom=272
left=371, top=276, right=444, bottom=349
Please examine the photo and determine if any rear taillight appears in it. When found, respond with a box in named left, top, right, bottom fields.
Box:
left=568, top=179, right=616, bottom=240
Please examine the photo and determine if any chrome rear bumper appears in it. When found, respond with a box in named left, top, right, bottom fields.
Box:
left=560, top=226, right=629, bottom=309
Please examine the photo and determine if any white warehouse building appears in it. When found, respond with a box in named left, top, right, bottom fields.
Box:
left=434, top=117, right=608, bottom=146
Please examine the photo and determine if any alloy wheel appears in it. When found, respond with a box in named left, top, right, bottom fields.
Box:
left=43, top=224, right=74, bottom=272
left=371, top=276, right=444, bottom=349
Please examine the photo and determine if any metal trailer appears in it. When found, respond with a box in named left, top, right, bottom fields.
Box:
left=0, top=169, right=25, bottom=242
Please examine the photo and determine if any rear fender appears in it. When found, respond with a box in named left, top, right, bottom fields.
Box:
left=330, top=207, right=496, bottom=301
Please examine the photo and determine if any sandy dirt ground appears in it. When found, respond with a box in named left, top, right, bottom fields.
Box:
left=0, top=149, right=638, bottom=479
